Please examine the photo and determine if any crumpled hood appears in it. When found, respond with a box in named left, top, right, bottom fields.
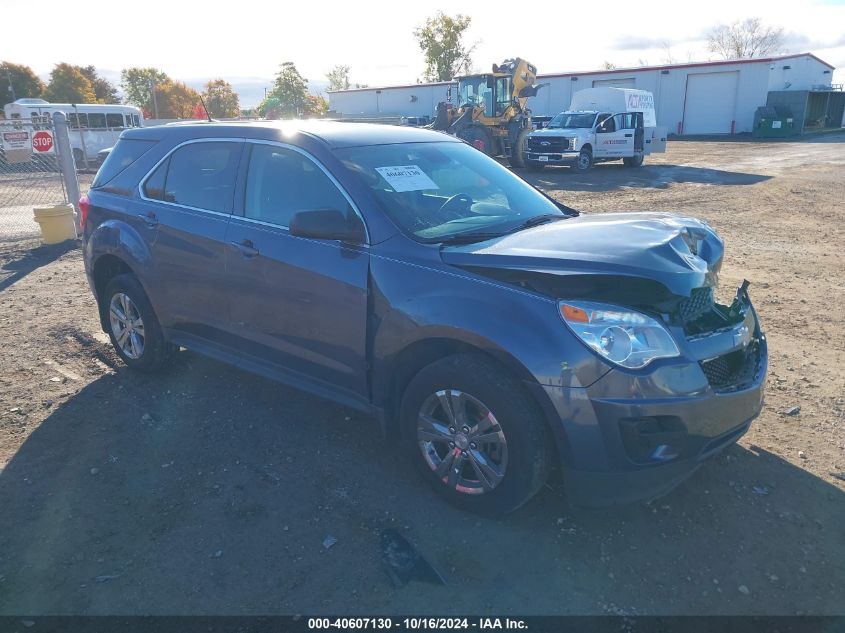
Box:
left=440, top=213, right=724, bottom=297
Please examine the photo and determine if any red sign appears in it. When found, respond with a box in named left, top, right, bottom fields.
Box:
left=32, top=130, right=55, bottom=154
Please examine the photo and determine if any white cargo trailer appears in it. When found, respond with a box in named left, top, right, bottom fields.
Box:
left=524, top=88, right=667, bottom=172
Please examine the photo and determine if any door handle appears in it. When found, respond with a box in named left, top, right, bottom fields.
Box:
left=624, top=133, right=633, bottom=138
left=229, top=239, right=259, bottom=258
left=137, top=212, right=158, bottom=227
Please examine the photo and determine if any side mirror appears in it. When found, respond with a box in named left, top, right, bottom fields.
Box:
left=289, top=208, right=366, bottom=244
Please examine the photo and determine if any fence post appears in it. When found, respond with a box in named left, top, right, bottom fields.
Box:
left=52, top=111, right=82, bottom=232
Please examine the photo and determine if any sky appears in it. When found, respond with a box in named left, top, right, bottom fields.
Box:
left=3, top=0, right=844, bottom=107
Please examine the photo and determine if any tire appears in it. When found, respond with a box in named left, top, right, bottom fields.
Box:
left=570, top=148, right=593, bottom=173
left=102, top=274, right=175, bottom=372
left=623, top=154, right=644, bottom=167
left=400, top=354, right=553, bottom=515
left=525, top=161, right=546, bottom=172
left=72, top=148, right=85, bottom=168
left=457, top=125, right=494, bottom=156
left=508, top=128, right=530, bottom=168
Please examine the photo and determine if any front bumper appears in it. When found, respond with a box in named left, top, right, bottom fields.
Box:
left=524, top=150, right=580, bottom=164
left=535, top=286, right=767, bottom=507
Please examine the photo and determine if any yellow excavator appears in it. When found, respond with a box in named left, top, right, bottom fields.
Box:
left=430, top=58, right=545, bottom=167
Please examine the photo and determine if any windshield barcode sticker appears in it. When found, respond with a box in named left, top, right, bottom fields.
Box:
left=375, top=165, right=438, bottom=192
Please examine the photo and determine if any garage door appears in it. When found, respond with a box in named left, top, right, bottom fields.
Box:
left=592, top=78, right=635, bottom=88
left=683, top=71, right=738, bottom=134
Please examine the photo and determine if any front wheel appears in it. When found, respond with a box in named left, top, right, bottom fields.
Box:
left=570, top=148, right=593, bottom=173
left=103, top=274, right=175, bottom=372
left=623, top=154, right=645, bottom=167
left=400, top=354, right=553, bottom=515
left=507, top=128, right=530, bottom=168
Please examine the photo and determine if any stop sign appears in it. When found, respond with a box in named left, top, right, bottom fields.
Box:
left=32, top=130, right=55, bottom=154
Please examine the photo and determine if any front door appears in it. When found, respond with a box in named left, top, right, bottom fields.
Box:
left=136, top=139, right=244, bottom=341
left=594, top=113, right=635, bottom=158
left=224, top=142, right=370, bottom=399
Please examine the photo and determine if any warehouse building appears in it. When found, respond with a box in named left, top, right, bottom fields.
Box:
left=328, top=53, right=842, bottom=135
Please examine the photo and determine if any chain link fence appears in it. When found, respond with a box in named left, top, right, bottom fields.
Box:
left=0, top=117, right=86, bottom=243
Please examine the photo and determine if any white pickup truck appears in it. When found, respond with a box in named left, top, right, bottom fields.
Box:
left=524, top=88, right=667, bottom=172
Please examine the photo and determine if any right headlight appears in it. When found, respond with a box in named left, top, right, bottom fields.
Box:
left=558, top=300, right=680, bottom=369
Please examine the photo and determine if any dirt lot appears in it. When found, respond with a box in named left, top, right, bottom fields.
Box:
left=0, top=134, right=843, bottom=616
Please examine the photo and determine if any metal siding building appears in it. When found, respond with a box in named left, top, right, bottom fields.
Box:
left=328, top=53, right=837, bottom=135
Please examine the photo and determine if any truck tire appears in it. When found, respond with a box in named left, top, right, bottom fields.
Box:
left=457, top=125, right=494, bottom=156
left=400, top=353, right=553, bottom=515
left=571, top=148, right=593, bottom=173
left=508, top=128, right=530, bottom=168
left=623, top=154, right=644, bottom=167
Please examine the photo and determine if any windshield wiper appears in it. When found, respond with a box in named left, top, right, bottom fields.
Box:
left=435, top=231, right=507, bottom=245
left=506, top=213, right=567, bottom=234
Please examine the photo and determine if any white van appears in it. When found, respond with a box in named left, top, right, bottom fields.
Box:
left=524, top=88, right=667, bottom=172
left=3, top=99, right=144, bottom=165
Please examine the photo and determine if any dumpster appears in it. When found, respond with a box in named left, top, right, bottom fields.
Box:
left=753, top=106, right=796, bottom=138
left=33, top=204, right=77, bottom=244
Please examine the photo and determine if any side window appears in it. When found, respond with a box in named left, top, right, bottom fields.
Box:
left=143, top=157, right=170, bottom=201
left=88, top=113, right=107, bottom=129
left=597, top=114, right=615, bottom=133
left=613, top=114, right=626, bottom=130
left=133, top=114, right=141, bottom=127
left=143, top=142, right=241, bottom=212
left=68, top=113, right=80, bottom=129
left=244, top=144, right=349, bottom=228
left=75, top=113, right=89, bottom=129
left=106, top=113, right=124, bottom=129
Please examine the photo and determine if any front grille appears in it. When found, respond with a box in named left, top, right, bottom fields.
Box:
left=527, top=137, right=570, bottom=152
left=678, top=287, right=715, bottom=324
left=700, top=341, right=761, bottom=392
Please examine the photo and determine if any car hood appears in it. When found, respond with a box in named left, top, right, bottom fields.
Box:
left=440, top=212, right=724, bottom=298
left=530, top=127, right=590, bottom=138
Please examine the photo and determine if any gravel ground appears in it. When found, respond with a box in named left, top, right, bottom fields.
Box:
left=0, top=133, right=843, bottom=616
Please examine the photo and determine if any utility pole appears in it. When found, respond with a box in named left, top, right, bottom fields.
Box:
left=149, top=80, right=159, bottom=119
left=6, top=70, right=16, bottom=101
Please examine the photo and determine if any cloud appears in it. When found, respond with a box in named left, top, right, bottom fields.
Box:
left=611, top=35, right=682, bottom=50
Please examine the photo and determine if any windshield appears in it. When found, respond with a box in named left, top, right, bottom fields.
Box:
left=458, top=77, right=492, bottom=109
left=547, top=112, right=597, bottom=129
left=336, top=141, right=568, bottom=242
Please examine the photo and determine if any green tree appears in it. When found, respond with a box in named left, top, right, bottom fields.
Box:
left=708, top=18, right=784, bottom=59
left=120, top=67, right=170, bottom=114
left=202, top=78, right=240, bottom=118
left=326, top=65, right=350, bottom=91
left=79, top=66, right=119, bottom=103
left=156, top=80, right=201, bottom=119
left=45, top=63, right=96, bottom=103
left=304, top=94, right=328, bottom=117
left=601, top=61, right=617, bottom=70
left=260, top=62, right=309, bottom=118
left=414, top=12, right=476, bottom=82
left=1, top=61, right=44, bottom=109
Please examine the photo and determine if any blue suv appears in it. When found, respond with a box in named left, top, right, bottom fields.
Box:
left=81, top=121, right=767, bottom=515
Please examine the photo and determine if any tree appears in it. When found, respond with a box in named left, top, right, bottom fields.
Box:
left=120, top=67, right=170, bottom=114
left=707, top=18, right=784, bottom=59
left=79, top=66, right=119, bottom=103
left=155, top=80, right=201, bottom=119
left=45, top=63, right=96, bottom=103
left=326, top=65, right=351, bottom=91
left=601, top=61, right=617, bottom=70
left=414, top=12, right=476, bottom=82
left=1, top=61, right=44, bottom=109
left=304, top=94, right=328, bottom=117
left=202, top=78, right=240, bottom=118
left=260, top=62, right=309, bottom=119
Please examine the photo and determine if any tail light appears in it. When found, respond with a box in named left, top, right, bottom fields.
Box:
left=79, top=195, right=90, bottom=231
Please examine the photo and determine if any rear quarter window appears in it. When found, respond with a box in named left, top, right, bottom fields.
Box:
left=92, top=139, right=157, bottom=188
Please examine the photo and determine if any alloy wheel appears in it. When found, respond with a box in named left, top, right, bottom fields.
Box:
left=109, top=292, right=145, bottom=359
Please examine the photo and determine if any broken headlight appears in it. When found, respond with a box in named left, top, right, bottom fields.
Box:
left=559, top=301, right=679, bottom=369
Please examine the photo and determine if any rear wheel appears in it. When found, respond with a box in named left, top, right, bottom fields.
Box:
left=623, top=154, right=645, bottom=167
left=508, top=128, right=530, bottom=168
left=570, top=148, right=593, bottom=173
left=400, top=354, right=553, bottom=515
left=103, top=274, right=175, bottom=372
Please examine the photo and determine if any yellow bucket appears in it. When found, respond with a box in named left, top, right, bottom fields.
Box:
left=33, top=204, right=77, bottom=244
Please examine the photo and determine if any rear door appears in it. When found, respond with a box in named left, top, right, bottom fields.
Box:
left=224, top=141, right=370, bottom=399
left=138, top=139, right=244, bottom=342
